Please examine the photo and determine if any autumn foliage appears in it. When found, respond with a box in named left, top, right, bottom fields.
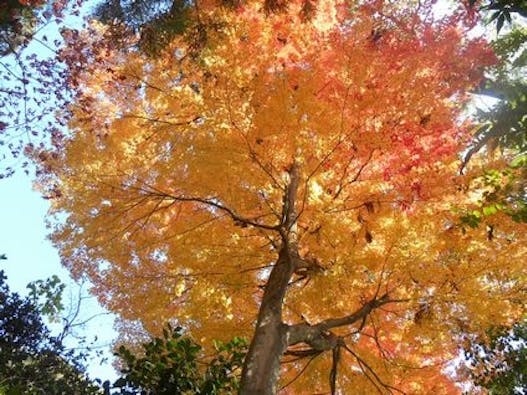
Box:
left=38, top=0, right=527, bottom=392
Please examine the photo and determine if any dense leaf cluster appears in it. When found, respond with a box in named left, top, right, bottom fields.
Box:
left=40, top=0, right=527, bottom=392
left=0, top=0, right=45, bottom=56
left=460, top=4, right=527, bottom=393
left=0, top=266, right=249, bottom=394
left=113, top=325, right=247, bottom=394
left=1, top=0, right=526, bottom=393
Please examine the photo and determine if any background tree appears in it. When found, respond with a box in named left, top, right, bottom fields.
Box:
left=460, top=3, right=527, bottom=392
left=91, top=0, right=195, bottom=55
left=38, top=0, right=527, bottom=393
left=113, top=325, right=246, bottom=394
left=0, top=0, right=80, bottom=178
left=0, top=262, right=248, bottom=394
left=0, top=0, right=47, bottom=57
left=91, top=0, right=319, bottom=55
left=461, top=0, right=527, bottom=224
left=468, top=0, right=527, bottom=32
left=465, top=319, right=527, bottom=394
left=0, top=269, right=100, bottom=394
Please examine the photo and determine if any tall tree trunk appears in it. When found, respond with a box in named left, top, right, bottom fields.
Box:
left=239, top=248, right=294, bottom=394
left=239, top=162, right=300, bottom=394
left=237, top=161, right=396, bottom=393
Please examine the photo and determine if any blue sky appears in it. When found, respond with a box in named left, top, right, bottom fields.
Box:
left=0, top=172, right=63, bottom=289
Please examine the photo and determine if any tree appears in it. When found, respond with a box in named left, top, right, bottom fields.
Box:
left=468, top=0, right=527, bottom=32
left=91, top=0, right=196, bottom=55
left=38, top=0, right=527, bottom=393
left=91, top=0, right=323, bottom=55
left=0, top=265, right=248, bottom=394
left=461, top=4, right=527, bottom=226
left=465, top=319, right=527, bottom=394
left=0, top=270, right=100, bottom=394
left=459, top=5, right=527, bottom=393
left=113, top=325, right=246, bottom=394
left=463, top=0, right=526, bottom=166
left=0, top=0, right=47, bottom=57
left=0, top=0, right=78, bottom=178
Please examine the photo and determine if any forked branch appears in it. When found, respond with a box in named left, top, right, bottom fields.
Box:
left=287, top=293, right=402, bottom=346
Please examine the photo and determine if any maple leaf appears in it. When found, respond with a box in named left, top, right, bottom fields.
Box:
left=38, top=0, right=526, bottom=393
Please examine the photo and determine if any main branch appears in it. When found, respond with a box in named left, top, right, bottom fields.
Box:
left=287, top=294, right=396, bottom=346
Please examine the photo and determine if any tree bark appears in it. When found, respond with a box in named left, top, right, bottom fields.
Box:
left=239, top=163, right=300, bottom=394
left=239, top=248, right=294, bottom=394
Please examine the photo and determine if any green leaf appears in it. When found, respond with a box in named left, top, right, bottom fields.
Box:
left=503, top=9, right=511, bottom=24
left=497, top=14, right=506, bottom=34
left=489, top=10, right=502, bottom=23
left=460, top=211, right=482, bottom=228
left=483, top=205, right=500, bottom=216
left=510, top=155, right=527, bottom=168
left=512, top=48, right=527, bottom=68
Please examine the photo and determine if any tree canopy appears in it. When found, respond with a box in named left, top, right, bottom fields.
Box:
left=0, top=0, right=46, bottom=57
left=460, top=3, right=527, bottom=393
left=0, top=266, right=249, bottom=394
left=37, top=0, right=527, bottom=393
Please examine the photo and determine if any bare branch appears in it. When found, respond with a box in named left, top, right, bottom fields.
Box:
left=249, top=150, right=285, bottom=192
left=163, top=194, right=280, bottom=231
left=459, top=123, right=494, bottom=174
left=122, top=113, right=201, bottom=126
left=281, top=161, right=301, bottom=231
left=291, top=295, right=390, bottom=340
left=126, top=72, right=181, bottom=98
left=330, top=342, right=341, bottom=395
left=225, top=92, right=285, bottom=192
left=334, top=149, right=375, bottom=200
left=279, top=352, right=322, bottom=392
left=342, top=343, right=407, bottom=395
left=238, top=264, right=274, bottom=274
left=284, top=348, right=323, bottom=358
left=118, top=181, right=280, bottom=231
